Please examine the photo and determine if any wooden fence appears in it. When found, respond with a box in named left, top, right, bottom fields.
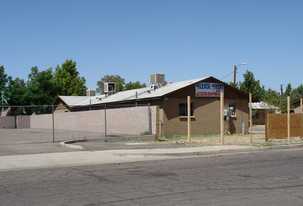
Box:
left=265, top=113, right=303, bottom=140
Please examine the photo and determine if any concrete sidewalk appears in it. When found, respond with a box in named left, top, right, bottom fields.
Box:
left=1, top=144, right=302, bottom=172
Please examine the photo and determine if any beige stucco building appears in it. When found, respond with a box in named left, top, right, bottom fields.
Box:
left=291, top=98, right=303, bottom=113
left=55, top=76, right=251, bottom=138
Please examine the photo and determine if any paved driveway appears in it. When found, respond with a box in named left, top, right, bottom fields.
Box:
left=252, top=125, right=265, bottom=134
left=0, top=129, right=190, bottom=156
left=0, top=129, right=75, bottom=156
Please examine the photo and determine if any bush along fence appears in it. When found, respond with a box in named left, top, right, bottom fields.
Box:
left=0, top=104, right=156, bottom=142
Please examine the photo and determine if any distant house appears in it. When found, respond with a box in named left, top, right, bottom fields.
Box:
left=291, top=97, right=303, bottom=113
left=250, top=102, right=279, bottom=124
left=55, top=75, right=252, bottom=137
left=54, top=96, right=92, bottom=113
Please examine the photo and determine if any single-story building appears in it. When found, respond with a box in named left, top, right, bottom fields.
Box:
left=55, top=75, right=252, bottom=137
left=291, top=97, right=303, bottom=113
left=250, top=102, right=279, bottom=125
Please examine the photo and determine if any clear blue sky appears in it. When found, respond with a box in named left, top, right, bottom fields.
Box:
left=1, top=0, right=302, bottom=92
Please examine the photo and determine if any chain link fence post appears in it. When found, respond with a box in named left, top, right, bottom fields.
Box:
left=104, top=104, right=107, bottom=137
left=52, top=105, right=55, bottom=143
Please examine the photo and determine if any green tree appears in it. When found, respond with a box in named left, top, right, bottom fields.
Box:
left=0, top=65, right=8, bottom=105
left=227, top=81, right=239, bottom=89
left=14, top=78, right=26, bottom=88
left=54, top=59, right=87, bottom=96
left=96, top=75, right=125, bottom=93
left=27, top=66, right=39, bottom=85
left=2, top=76, right=28, bottom=115
left=2, top=66, right=62, bottom=115
left=239, top=70, right=265, bottom=100
left=277, top=83, right=292, bottom=113
left=262, top=88, right=280, bottom=113
left=284, top=83, right=292, bottom=97
left=27, top=68, right=61, bottom=110
left=124, top=81, right=147, bottom=91
left=291, top=84, right=303, bottom=102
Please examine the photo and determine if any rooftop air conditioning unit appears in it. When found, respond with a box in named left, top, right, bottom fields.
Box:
left=150, top=73, right=165, bottom=87
left=104, top=82, right=116, bottom=94
left=86, top=89, right=96, bottom=96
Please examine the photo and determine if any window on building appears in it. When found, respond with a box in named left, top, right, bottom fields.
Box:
left=228, top=103, right=236, bottom=116
left=252, top=110, right=259, bottom=119
left=179, top=103, right=194, bottom=116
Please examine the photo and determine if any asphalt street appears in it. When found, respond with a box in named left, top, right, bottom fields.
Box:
left=1, top=149, right=303, bottom=206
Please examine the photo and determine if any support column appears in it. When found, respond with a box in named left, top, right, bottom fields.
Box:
left=287, top=96, right=290, bottom=141
left=220, top=92, right=224, bottom=145
left=187, top=96, right=191, bottom=143
left=249, top=93, right=252, bottom=143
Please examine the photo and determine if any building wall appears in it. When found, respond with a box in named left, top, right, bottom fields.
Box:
left=252, top=109, right=266, bottom=125
left=293, top=101, right=302, bottom=114
left=54, top=102, right=70, bottom=113
left=161, top=81, right=249, bottom=136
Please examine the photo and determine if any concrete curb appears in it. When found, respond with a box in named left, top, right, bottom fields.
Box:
left=60, top=140, right=85, bottom=150
left=60, top=135, right=156, bottom=150
left=61, top=138, right=303, bottom=157
left=258, top=144, right=303, bottom=151
left=117, top=144, right=303, bottom=157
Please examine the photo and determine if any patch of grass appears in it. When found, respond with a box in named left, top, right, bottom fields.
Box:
left=195, top=134, right=219, bottom=138
left=141, top=131, right=151, bottom=135
left=259, top=142, right=275, bottom=147
left=160, top=134, right=220, bottom=141
left=162, top=135, right=185, bottom=140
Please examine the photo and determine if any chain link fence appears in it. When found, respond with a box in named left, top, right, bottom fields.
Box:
left=0, top=104, right=156, bottom=143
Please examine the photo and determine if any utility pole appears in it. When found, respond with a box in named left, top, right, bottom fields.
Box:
left=280, top=84, right=283, bottom=98
left=233, top=65, right=237, bottom=88
left=233, top=62, right=247, bottom=88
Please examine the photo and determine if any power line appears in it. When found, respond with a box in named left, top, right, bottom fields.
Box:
left=221, top=71, right=234, bottom=80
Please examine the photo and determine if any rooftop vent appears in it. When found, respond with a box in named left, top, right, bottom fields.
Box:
left=86, top=89, right=96, bottom=96
left=104, top=82, right=116, bottom=94
left=150, top=73, right=165, bottom=89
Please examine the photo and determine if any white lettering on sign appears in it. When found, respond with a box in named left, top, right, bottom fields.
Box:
left=195, top=83, right=224, bottom=97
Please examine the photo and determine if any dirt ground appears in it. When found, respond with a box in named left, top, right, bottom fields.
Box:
left=155, top=125, right=303, bottom=147
left=188, top=134, right=303, bottom=147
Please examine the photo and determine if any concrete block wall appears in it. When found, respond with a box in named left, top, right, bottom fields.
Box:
left=31, top=114, right=53, bottom=130
left=0, top=116, right=15, bottom=128
left=107, top=106, right=154, bottom=135
left=63, top=110, right=105, bottom=133
left=16, top=116, right=30, bottom=128
left=30, top=106, right=157, bottom=135
left=0, top=106, right=157, bottom=135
